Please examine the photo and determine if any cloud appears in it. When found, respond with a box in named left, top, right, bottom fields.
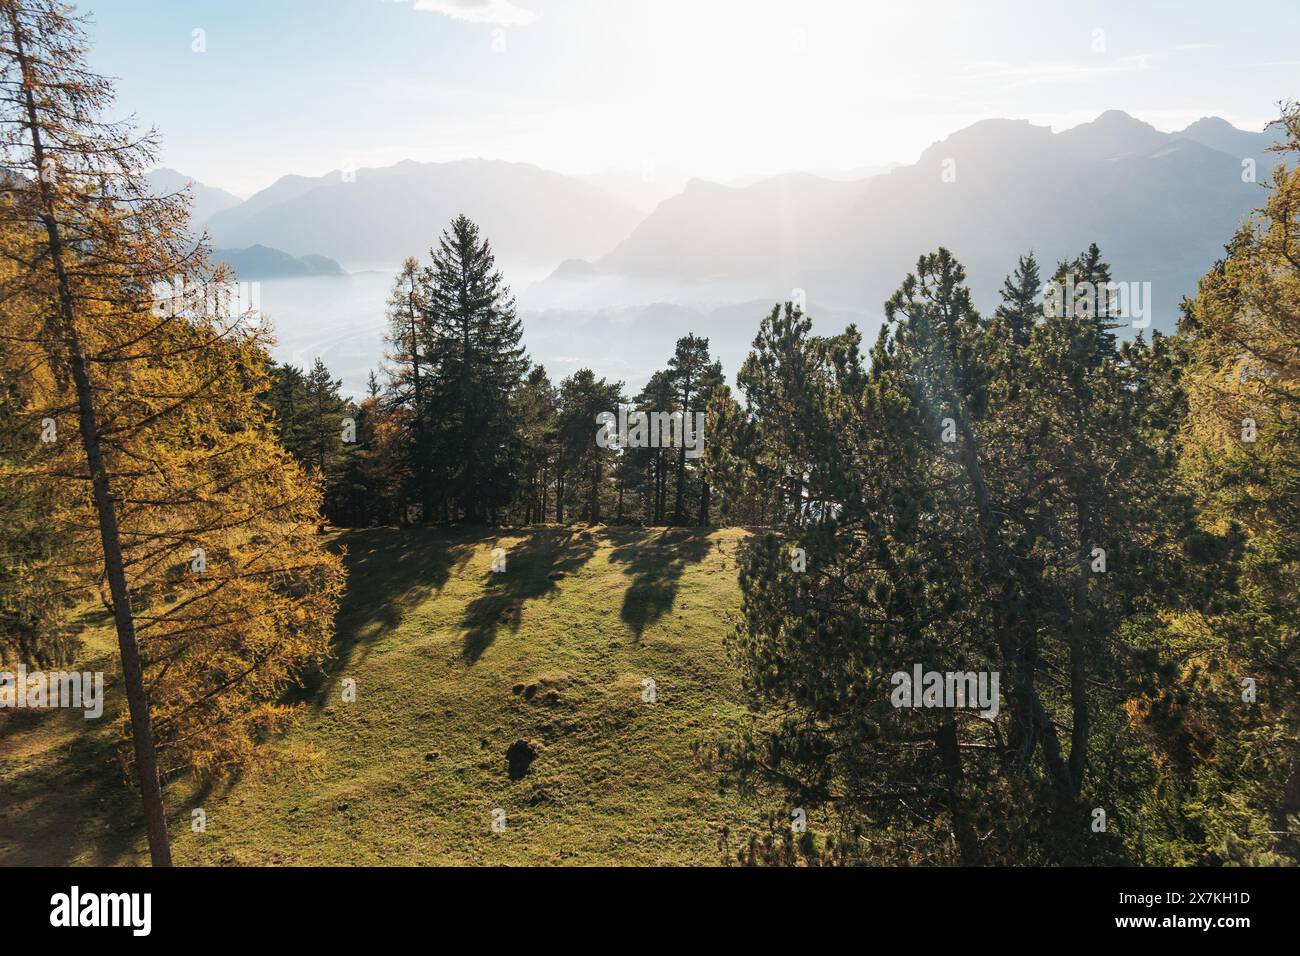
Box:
left=952, top=55, right=1154, bottom=90
left=406, top=0, right=539, bottom=26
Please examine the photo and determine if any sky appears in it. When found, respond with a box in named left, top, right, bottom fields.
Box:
left=81, top=0, right=1300, bottom=197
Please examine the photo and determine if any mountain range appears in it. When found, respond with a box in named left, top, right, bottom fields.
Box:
left=157, top=111, right=1290, bottom=347
left=534, top=111, right=1288, bottom=328
left=203, top=159, right=645, bottom=274
left=144, top=167, right=242, bottom=229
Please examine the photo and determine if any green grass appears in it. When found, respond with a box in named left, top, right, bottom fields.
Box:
left=0, top=525, right=776, bottom=866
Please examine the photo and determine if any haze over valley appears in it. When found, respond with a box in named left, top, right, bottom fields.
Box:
left=160, top=111, right=1283, bottom=396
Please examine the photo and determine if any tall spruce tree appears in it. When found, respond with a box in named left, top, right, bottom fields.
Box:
left=421, top=215, right=527, bottom=522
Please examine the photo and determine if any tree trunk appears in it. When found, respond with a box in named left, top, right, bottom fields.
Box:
left=1068, top=500, right=1091, bottom=794
left=12, top=17, right=171, bottom=866
left=654, top=453, right=664, bottom=524
left=540, top=464, right=548, bottom=523
left=937, top=718, right=980, bottom=865
left=949, top=391, right=1074, bottom=795
left=674, top=442, right=686, bottom=524
left=408, top=288, right=431, bottom=522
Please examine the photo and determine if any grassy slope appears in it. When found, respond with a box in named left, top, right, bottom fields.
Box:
left=0, top=526, right=773, bottom=866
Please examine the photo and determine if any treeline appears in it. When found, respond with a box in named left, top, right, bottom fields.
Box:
left=269, top=217, right=753, bottom=529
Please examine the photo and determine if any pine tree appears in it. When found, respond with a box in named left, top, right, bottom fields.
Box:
left=666, top=334, right=721, bottom=524
left=556, top=369, right=623, bottom=523
left=303, top=357, right=349, bottom=477
left=634, top=370, right=677, bottom=524
left=266, top=362, right=310, bottom=458
left=383, top=256, right=431, bottom=518
left=726, top=249, right=1192, bottom=863
left=993, top=251, right=1041, bottom=348
left=421, top=215, right=528, bottom=522
left=1051, top=242, right=1120, bottom=365
left=512, top=365, right=558, bottom=523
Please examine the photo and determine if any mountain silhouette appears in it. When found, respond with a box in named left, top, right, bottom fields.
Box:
left=532, top=112, right=1289, bottom=330
left=205, top=158, right=644, bottom=273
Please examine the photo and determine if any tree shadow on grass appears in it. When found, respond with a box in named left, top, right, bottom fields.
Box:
left=606, top=527, right=713, bottom=639
left=294, top=525, right=482, bottom=706
left=459, top=528, right=598, bottom=664
left=0, top=700, right=157, bottom=865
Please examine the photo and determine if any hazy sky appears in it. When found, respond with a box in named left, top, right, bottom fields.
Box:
left=82, top=0, right=1300, bottom=196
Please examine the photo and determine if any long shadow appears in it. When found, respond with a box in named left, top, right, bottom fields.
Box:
left=606, top=527, right=713, bottom=639
left=459, top=528, right=598, bottom=663
left=294, top=525, right=483, bottom=704
left=0, top=696, right=158, bottom=865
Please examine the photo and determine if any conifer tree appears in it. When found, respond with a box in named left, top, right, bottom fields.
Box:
left=666, top=333, right=721, bottom=524
left=726, top=249, right=1193, bottom=863
left=556, top=368, right=623, bottom=523
left=993, top=251, right=1041, bottom=348
left=421, top=215, right=528, bottom=522
left=634, top=370, right=677, bottom=524
left=512, top=365, right=558, bottom=523
left=1173, top=102, right=1300, bottom=862
left=383, top=256, right=431, bottom=518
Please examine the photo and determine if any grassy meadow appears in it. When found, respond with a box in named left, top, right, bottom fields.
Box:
left=0, top=526, right=787, bottom=866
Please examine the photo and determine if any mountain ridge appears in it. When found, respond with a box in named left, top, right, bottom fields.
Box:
left=530, top=111, right=1288, bottom=329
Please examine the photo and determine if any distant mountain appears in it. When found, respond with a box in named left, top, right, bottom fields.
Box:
left=205, top=172, right=337, bottom=236
left=144, top=167, right=241, bottom=229
left=578, top=167, right=692, bottom=214
left=213, top=245, right=345, bottom=279
left=1055, top=109, right=1170, bottom=158
left=1176, top=116, right=1284, bottom=160
left=206, top=159, right=645, bottom=272
left=532, top=112, right=1290, bottom=331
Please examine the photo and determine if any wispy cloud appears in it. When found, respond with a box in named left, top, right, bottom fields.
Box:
left=395, top=0, right=539, bottom=27
left=957, top=55, right=1153, bottom=88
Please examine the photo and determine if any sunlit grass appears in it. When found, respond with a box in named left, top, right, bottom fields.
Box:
left=1, top=525, right=776, bottom=866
